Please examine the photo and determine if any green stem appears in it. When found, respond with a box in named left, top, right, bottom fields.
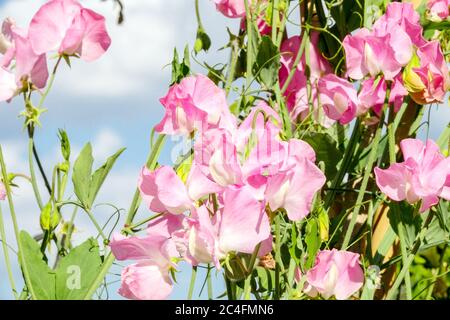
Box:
left=280, top=29, right=308, bottom=94
left=387, top=102, right=412, bottom=299
left=0, top=204, right=18, bottom=299
left=342, top=114, right=385, bottom=249
left=397, top=222, right=413, bottom=300
left=243, top=276, right=252, bottom=300
left=425, top=244, right=447, bottom=300
left=271, top=0, right=279, bottom=43
left=244, top=0, right=254, bottom=89
left=225, top=37, right=239, bottom=97
left=194, top=0, right=203, bottom=29
left=27, top=137, right=43, bottom=210
left=188, top=266, right=197, bottom=300
left=386, top=211, right=435, bottom=300
left=125, top=135, right=166, bottom=226
left=86, top=209, right=107, bottom=241
left=0, top=146, right=36, bottom=299
left=207, top=265, right=213, bottom=300
left=274, top=214, right=282, bottom=300
left=82, top=134, right=166, bottom=300
left=324, top=119, right=361, bottom=209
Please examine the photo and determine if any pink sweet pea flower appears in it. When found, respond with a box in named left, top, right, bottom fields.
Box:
left=279, top=33, right=333, bottom=126
left=244, top=131, right=326, bottom=221
left=375, top=138, right=450, bottom=212
left=306, top=249, right=364, bottom=300
left=372, top=2, right=426, bottom=47
left=0, top=181, right=6, bottom=200
left=358, top=75, right=408, bottom=115
left=427, top=0, right=450, bottom=21
left=264, top=155, right=326, bottom=221
left=318, top=74, right=359, bottom=125
left=404, top=41, right=450, bottom=105
left=343, top=3, right=424, bottom=81
left=343, top=27, right=412, bottom=81
left=28, top=0, right=111, bottom=61
left=109, top=232, right=178, bottom=300
left=183, top=186, right=271, bottom=268
left=139, top=164, right=223, bottom=215
left=0, top=18, right=48, bottom=102
left=214, top=0, right=246, bottom=18
left=155, top=74, right=231, bottom=136
left=139, top=166, right=192, bottom=215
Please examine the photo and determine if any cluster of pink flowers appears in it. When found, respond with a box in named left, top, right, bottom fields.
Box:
left=279, top=2, right=449, bottom=128
left=0, top=0, right=110, bottom=102
left=109, top=1, right=450, bottom=301
left=110, top=74, right=350, bottom=299
left=343, top=3, right=448, bottom=108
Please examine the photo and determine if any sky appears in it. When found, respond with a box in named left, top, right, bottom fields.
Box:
left=0, top=0, right=235, bottom=300
left=0, top=0, right=449, bottom=301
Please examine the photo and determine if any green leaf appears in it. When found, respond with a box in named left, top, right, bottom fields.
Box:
left=19, top=231, right=56, bottom=300
left=55, top=238, right=102, bottom=300
left=72, top=144, right=125, bottom=210
left=302, top=132, right=342, bottom=179
left=72, top=143, right=93, bottom=208
left=87, top=148, right=125, bottom=207
left=253, top=36, right=280, bottom=88
left=305, top=218, right=321, bottom=269
left=388, top=202, right=421, bottom=248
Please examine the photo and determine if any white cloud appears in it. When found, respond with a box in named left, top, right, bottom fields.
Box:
left=0, top=0, right=192, bottom=98
left=91, top=127, right=124, bottom=160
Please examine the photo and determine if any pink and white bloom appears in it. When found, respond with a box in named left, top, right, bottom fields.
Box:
left=343, top=3, right=425, bottom=81
left=404, top=41, right=450, bottom=105
left=244, top=132, right=326, bottom=221
left=139, top=166, right=191, bottom=215
left=0, top=18, right=48, bottom=102
left=306, top=249, right=364, bottom=300
left=375, top=138, right=450, bottom=212
left=139, top=164, right=223, bottom=215
left=109, top=214, right=184, bottom=300
left=343, top=27, right=412, bottom=81
left=279, top=33, right=333, bottom=126
left=372, top=2, right=426, bottom=48
left=28, top=0, right=111, bottom=61
left=358, top=75, right=408, bottom=115
left=427, top=0, right=450, bottom=21
left=318, top=74, right=359, bottom=124
left=155, top=74, right=232, bottom=136
left=214, top=0, right=246, bottom=18
left=181, top=186, right=271, bottom=268
left=110, top=234, right=177, bottom=300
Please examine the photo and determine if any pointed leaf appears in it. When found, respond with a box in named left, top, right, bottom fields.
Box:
left=19, top=231, right=56, bottom=300
left=72, top=143, right=93, bottom=208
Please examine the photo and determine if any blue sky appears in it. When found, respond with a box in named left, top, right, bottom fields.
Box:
left=0, top=0, right=448, bottom=300
left=0, top=0, right=234, bottom=300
